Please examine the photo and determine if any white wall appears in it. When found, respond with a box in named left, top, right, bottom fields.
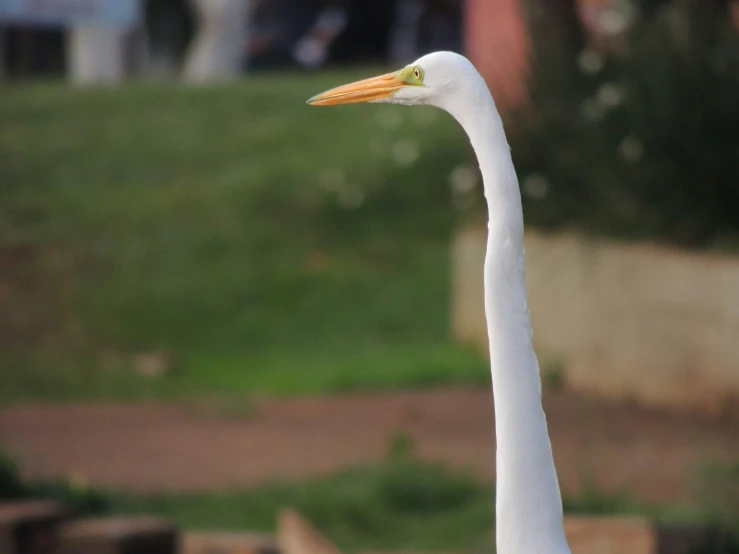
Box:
left=452, top=225, right=739, bottom=416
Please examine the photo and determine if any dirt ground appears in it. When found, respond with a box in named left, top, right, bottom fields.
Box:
left=0, top=388, right=737, bottom=504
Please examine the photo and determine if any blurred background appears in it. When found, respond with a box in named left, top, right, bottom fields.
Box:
left=1, top=0, right=738, bottom=553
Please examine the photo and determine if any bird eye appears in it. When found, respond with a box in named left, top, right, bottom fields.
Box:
left=413, top=67, right=421, bottom=79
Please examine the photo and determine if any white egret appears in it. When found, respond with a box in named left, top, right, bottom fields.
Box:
left=308, top=51, right=572, bottom=554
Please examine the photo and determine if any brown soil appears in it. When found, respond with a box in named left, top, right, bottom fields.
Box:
left=0, top=388, right=737, bottom=504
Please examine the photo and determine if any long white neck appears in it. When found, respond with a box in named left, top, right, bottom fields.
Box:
left=443, top=77, right=571, bottom=554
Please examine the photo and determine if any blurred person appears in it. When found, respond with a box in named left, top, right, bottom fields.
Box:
left=183, top=0, right=250, bottom=82
left=143, top=0, right=195, bottom=76
left=249, top=0, right=463, bottom=70
left=277, top=0, right=399, bottom=68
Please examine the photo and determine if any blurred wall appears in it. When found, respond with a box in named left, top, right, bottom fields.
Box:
left=452, top=225, right=739, bottom=417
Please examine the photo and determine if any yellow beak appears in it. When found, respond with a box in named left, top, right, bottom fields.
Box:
left=307, top=71, right=406, bottom=106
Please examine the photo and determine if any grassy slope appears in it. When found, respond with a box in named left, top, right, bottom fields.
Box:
left=0, top=71, right=489, bottom=401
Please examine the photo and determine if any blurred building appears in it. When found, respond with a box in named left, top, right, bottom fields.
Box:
left=2, top=0, right=735, bottom=82
left=0, top=0, right=462, bottom=80
left=0, top=0, right=141, bottom=82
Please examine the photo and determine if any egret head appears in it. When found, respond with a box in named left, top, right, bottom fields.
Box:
left=307, top=51, right=482, bottom=112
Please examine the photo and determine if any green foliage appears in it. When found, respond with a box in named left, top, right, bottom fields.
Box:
left=386, top=430, right=416, bottom=462
left=695, top=460, right=739, bottom=528
left=0, top=449, right=110, bottom=515
left=512, top=1, right=739, bottom=247
left=541, top=360, right=566, bottom=390
left=562, top=479, right=637, bottom=514
left=376, top=460, right=481, bottom=514
left=112, top=460, right=495, bottom=552
left=689, top=533, right=739, bottom=554
left=30, top=479, right=110, bottom=516
left=0, top=450, right=26, bottom=498
left=110, top=459, right=677, bottom=552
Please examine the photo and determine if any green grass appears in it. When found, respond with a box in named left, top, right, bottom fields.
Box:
left=0, top=70, right=490, bottom=402
left=111, top=461, right=495, bottom=552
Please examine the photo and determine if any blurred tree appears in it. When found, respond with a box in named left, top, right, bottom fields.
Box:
left=636, top=0, right=671, bottom=17
left=524, top=0, right=585, bottom=56
left=508, top=0, right=739, bottom=247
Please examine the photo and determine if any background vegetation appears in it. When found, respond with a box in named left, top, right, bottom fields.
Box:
left=512, top=0, right=739, bottom=247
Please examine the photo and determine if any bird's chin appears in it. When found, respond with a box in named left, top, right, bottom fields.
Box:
left=375, top=90, right=426, bottom=106
left=368, top=96, right=400, bottom=105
